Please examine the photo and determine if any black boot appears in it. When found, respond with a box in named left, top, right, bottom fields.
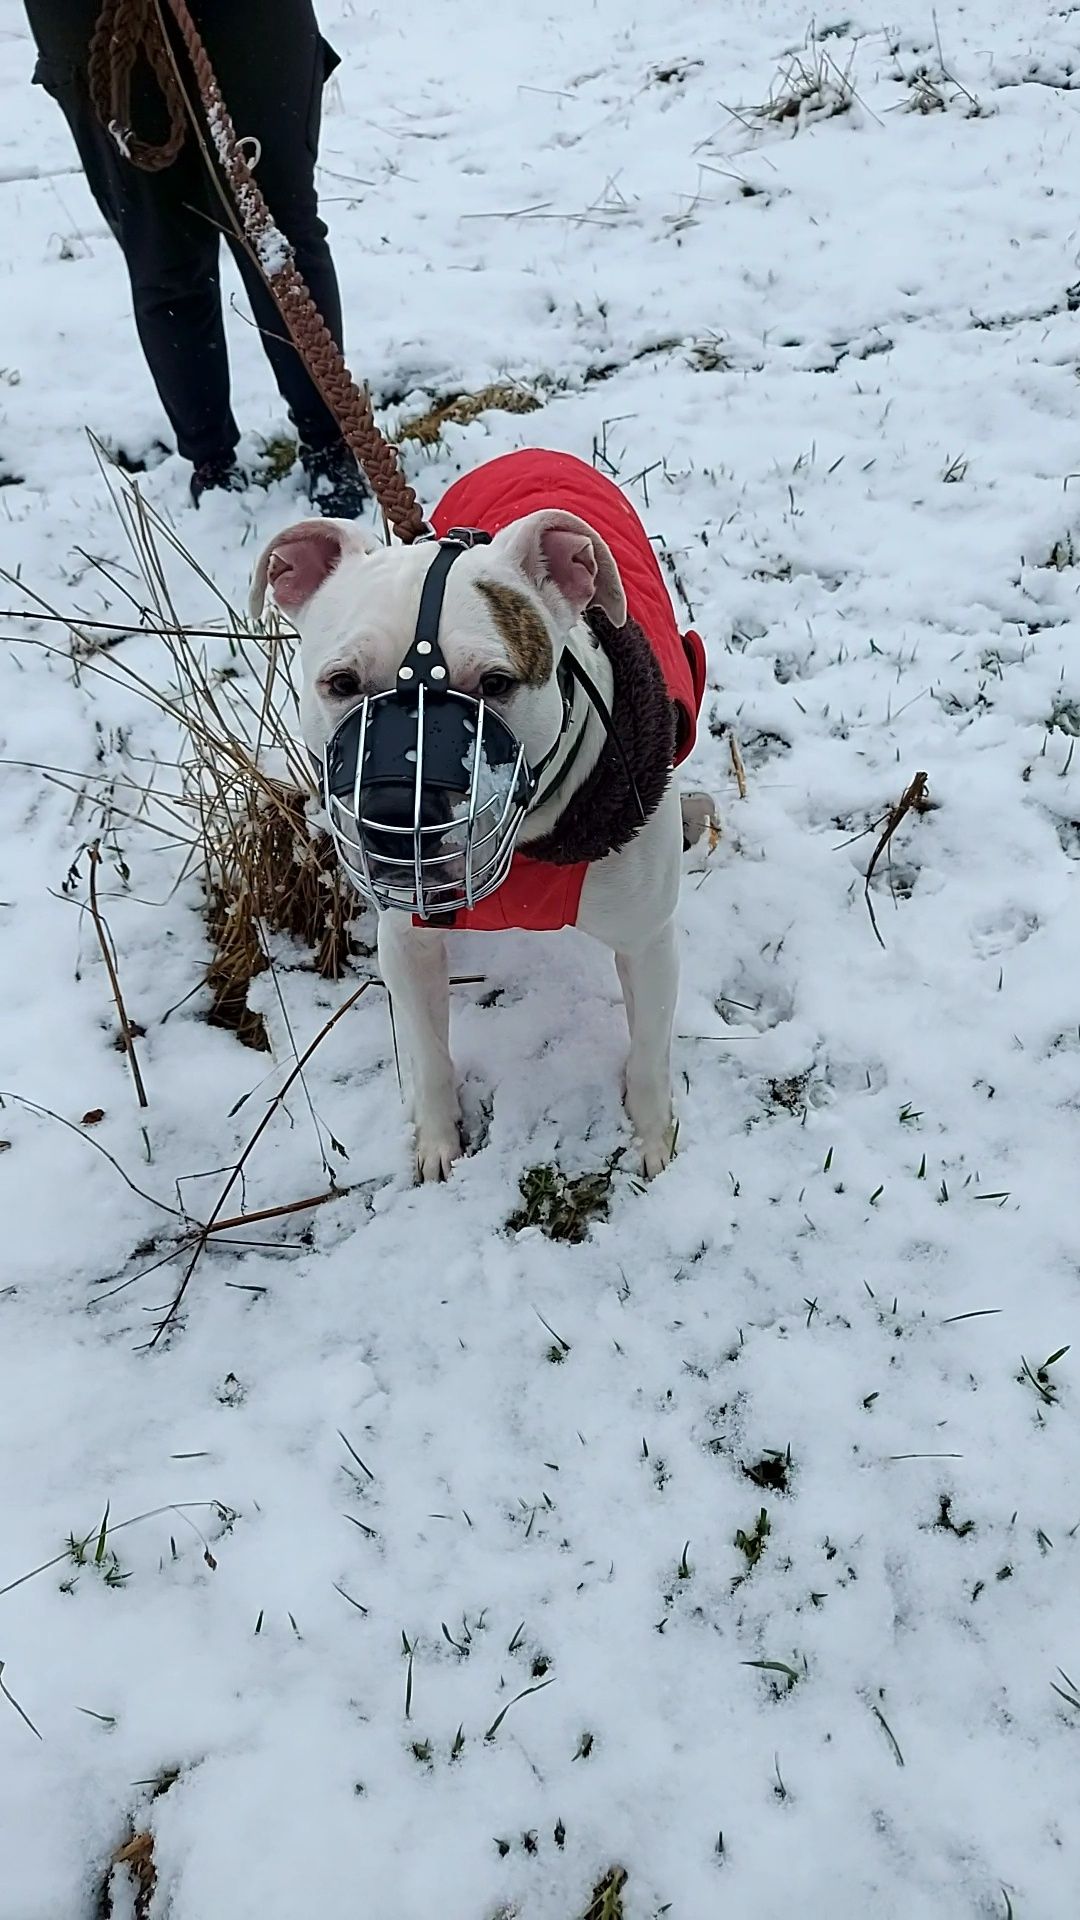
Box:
left=300, top=440, right=369, bottom=519
left=190, top=455, right=248, bottom=506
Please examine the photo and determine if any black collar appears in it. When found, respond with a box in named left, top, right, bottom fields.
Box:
left=532, top=648, right=645, bottom=825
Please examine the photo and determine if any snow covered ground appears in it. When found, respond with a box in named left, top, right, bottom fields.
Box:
left=2, top=2, right=1080, bottom=1914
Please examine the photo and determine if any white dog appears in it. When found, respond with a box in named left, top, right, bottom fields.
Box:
left=252, top=460, right=706, bottom=1183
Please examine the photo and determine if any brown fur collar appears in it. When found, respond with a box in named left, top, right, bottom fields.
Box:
left=524, top=610, right=676, bottom=867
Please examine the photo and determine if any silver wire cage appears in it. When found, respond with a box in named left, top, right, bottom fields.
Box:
left=321, top=683, right=533, bottom=919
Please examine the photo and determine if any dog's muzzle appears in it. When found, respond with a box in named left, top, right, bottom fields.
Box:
left=323, top=679, right=534, bottom=918
left=320, top=530, right=563, bottom=920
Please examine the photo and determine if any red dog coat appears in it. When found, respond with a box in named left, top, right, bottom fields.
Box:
left=425, top=449, right=706, bottom=932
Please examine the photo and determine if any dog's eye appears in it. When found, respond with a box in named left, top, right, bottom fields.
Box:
left=479, top=671, right=516, bottom=701
left=325, top=669, right=362, bottom=700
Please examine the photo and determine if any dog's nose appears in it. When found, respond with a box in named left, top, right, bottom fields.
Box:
left=363, top=781, right=450, bottom=863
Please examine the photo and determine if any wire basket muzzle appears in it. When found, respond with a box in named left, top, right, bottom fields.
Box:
left=322, top=685, right=535, bottom=917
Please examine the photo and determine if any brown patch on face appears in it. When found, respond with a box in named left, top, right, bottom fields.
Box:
left=475, top=580, right=553, bottom=687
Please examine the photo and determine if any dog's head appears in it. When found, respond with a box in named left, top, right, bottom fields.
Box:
left=250, top=510, right=627, bottom=770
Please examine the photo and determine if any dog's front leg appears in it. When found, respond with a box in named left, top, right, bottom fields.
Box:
left=616, top=917, right=679, bottom=1177
left=377, top=913, right=461, bottom=1181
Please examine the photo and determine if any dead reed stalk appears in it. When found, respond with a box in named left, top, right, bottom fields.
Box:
left=86, top=843, right=149, bottom=1106
left=864, top=770, right=930, bottom=946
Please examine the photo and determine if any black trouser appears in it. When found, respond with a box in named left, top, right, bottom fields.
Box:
left=25, top=1, right=345, bottom=466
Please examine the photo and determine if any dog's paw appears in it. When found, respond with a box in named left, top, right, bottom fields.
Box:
left=625, top=1084, right=676, bottom=1179
left=640, top=1130, right=676, bottom=1179
left=415, top=1124, right=462, bottom=1183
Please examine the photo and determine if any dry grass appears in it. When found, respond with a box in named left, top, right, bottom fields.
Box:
left=490, top=1868, right=627, bottom=1920
left=97, top=1766, right=181, bottom=1919
left=904, top=71, right=949, bottom=114
left=899, top=68, right=986, bottom=117
left=582, top=1867, right=628, bottom=1920
left=203, top=776, right=354, bottom=1050
left=393, top=382, right=541, bottom=447
left=139, top=518, right=362, bottom=1046
left=100, top=1832, right=156, bottom=1920
left=688, top=333, right=733, bottom=372
left=31, top=451, right=367, bottom=1048
left=249, top=383, right=542, bottom=463
left=757, top=39, right=857, bottom=130
left=890, top=19, right=987, bottom=120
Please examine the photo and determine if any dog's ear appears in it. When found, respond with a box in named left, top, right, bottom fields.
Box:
left=493, top=511, right=627, bottom=628
left=249, top=518, right=380, bottom=619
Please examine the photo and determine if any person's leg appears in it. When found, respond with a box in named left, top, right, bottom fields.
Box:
left=122, top=161, right=240, bottom=473
left=196, top=4, right=368, bottom=513
left=203, top=4, right=348, bottom=452
left=26, top=18, right=240, bottom=474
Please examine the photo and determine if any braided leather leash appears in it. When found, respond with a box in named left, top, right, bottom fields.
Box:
left=88, top=0, right=430, bottom=543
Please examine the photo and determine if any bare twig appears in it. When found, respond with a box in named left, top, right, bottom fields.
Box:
left=0, top=605, right=295, bottom=648
left=0, top=1092, right=184, bottom=1220
left=729, top=732, right=748, bottom=800
left=0, top=1661, right=42, bottom=1740
left=207, top=1184, right=370, bottom=1235
left=864, top=771, right=929, bottom=948
left=0, top=1500, right=228, bottom=1598
left=147, top=980, right=373, bottom=1345
left=870, top=1700, right=905, bottom=1767
left=932, top=9, right=982, bottom=112
left=87, top=844, right=149, bottom=1109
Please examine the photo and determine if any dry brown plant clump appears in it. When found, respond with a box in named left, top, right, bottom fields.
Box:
left=393, top=381, right=541, bottom=448
left=85, top=458, right=368, bottom=1048
left=144, top=521, right=364, bottom=1047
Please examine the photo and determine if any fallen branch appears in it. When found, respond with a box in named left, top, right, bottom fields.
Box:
left=207, top=1184, right=368, bottom=1235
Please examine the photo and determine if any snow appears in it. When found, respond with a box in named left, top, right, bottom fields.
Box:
left=253, top=218, right=292, bottom=280
left=206, top=103, right=292, bottom=280
left=2, top=2, right=1080, bottom=1915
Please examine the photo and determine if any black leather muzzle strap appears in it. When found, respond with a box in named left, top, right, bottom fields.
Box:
left=396, top=526, right=495, bottom=691
left=395, top=540, right=463, bottom=691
